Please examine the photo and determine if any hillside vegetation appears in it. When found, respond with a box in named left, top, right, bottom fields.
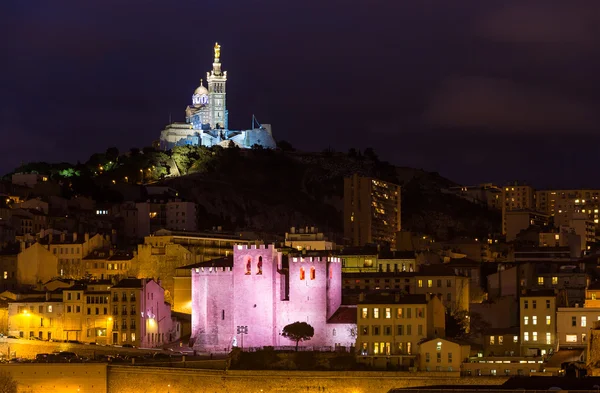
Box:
left=7, top=144, right=500, bottom=241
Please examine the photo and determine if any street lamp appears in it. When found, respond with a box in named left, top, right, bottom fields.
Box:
left=236, top=325, right=248, bottom=350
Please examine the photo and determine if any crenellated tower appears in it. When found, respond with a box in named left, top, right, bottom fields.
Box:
left=206, top=42, right=228, bottom=130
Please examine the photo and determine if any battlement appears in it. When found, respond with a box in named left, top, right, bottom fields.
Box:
left=236, top=244, right=274, bottom=251
left=290, top=256, right=341, bottom=263
left=193, top=266, right=232, bottom=274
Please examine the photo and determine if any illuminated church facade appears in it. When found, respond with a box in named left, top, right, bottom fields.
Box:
left=159, top=43, right=276, bottom=150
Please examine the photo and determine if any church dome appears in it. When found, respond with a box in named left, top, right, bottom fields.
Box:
left=194, top=85, right=208, bottom=96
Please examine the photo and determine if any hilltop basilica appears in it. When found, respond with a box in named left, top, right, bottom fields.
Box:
left=159, top=43, right=276, bottom=150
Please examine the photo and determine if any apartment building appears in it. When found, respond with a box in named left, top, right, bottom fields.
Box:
left=536, top=189, right=600, bottom=220
left=7, top=293, right=64, bottom=340
left=483, top=327, right=521, bottom=357
left=556, top=306, right=600, bottom=350
left=110, top=278, right=179, bottom=348
left=418, top=338, right=470, bottom=372
left=413, top=265, right=470, bottom=313
left=505, top=210, right=550, bottom=242
left=83, top=249, right=136, bottom=281
left=344, top=174, right=401, bottom=247
left=284, top=226, right=334, bottom=251
left=39, top=232, right=111, bottom=278
left=6, top=279, right=179, bottom=347
left=502, top=183, right=536, bottom=235
left=520, top=290, right=557, bottom=356
left=356, top=292, right=445, bottom=369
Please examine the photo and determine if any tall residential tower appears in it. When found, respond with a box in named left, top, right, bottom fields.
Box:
left=344, top=174, right=401, bottom=247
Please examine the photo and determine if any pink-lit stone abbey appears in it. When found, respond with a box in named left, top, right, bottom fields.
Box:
left=190, top=244, right=356, bottom=352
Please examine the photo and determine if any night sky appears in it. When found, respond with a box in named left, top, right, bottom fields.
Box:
left=2, top=1, right=599, bottom=188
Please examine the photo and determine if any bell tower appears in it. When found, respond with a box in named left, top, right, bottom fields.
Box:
left=206, top=42, right=228, bottom=130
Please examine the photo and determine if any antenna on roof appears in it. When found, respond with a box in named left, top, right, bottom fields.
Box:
left=252, top=114, right=262, bottom=130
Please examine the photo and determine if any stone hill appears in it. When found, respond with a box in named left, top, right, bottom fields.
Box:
left=162, top=148, right=500, bottom=241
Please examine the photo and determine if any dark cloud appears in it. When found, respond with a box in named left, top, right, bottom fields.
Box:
left=423, top=76, right=598, bottom=132
left=477, top=2, right=600, bottom=47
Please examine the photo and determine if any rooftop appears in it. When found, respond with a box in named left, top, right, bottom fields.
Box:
left=178, top=255, right=233, bottom=270
left=358, top=292, right=428, bottom=305
left=112, top=278, right=153, bottom=289
left=327, top=306, right=357, bottom=324
left=521, top=289, right=557, bottom=297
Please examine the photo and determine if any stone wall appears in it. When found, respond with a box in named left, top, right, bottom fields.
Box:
left=0, top=361, right=510, bottom=393
left=108, top=366, right=509, bottom=393
left=0, top=363, right=107, bottom=393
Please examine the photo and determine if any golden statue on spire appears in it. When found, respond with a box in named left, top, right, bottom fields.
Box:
left=214, top=42, right=221, bottom=59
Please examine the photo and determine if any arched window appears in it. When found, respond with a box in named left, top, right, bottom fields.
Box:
left=245, top=257, right=251, bottom=275
left=310, top=267, right=316, bottom=280
left=257, top=256, right=263, bottom=275
left=300, top=267, right=305, bottom=280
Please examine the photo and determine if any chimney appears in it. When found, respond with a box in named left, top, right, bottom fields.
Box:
left=60, top=232, right=66, bottom=243
left=394, top=292, right=401, bottom=302
left=84, top=233, right=89, bottom=242
left=49, top=233, right=53, bottom=244
left=73, top=232, right=77, bottom=242
left=45, top=292, right=50, bottom=301
left=20, top=241, right=25, bottom=252
left=358, top=292, right=365, bottom=302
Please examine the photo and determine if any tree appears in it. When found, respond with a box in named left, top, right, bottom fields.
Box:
left=282, top=322, right=314, bottom=351
left=277, top=140, right=295, bottom=152
left=105, top=147, right=119, bottom=162
left=0, top=371, right=17, bottom=393
left=363, top=147, right=379, bottom=162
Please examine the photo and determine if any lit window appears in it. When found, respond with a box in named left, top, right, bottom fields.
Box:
left=582, top=316, right=587, bottom=327
left=532, top=332, right=538, bottom=342
left=489, top=336, right=495, bottom=345
left=524, top=332, right=529, bottom=342
left=524, top=316, right=529, bottom=325
left=417, top=280, right=423, bottom=288
left=257, top=257, right=263, bottom=275
left=546, top=333, right=552, bottom=345
left=2, top=271, right=6, bottom=279
left=47, top=305, right=53, bottom=313
left=245, top=258, right=252, bottom=275
left=532, top=316, right=537, bottom=325
left=513, top=335, right=518, bottom=343
left=309, top=267, right=315, bottom=280
left=373, top=308, right=380, bottom=319
left=397, top=308, right=403, bottom=318
left=546, top=316, right=551, bottom=325
left=299, top=267, right=305, bottom=280
left=385, top=308, right=391, bottom=319
left=436, top=341, right=442, bottom=351
left=498, top=336, right=503, bottom=345
left=566, top=334, right=577, bottom=343
left=361, top=308, right=368, bottom=319
left=537, top=277, right=544, bottom=285
left=427, top=280, right=433, bottom=288
left=552, top=277, right=558, bottom=285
